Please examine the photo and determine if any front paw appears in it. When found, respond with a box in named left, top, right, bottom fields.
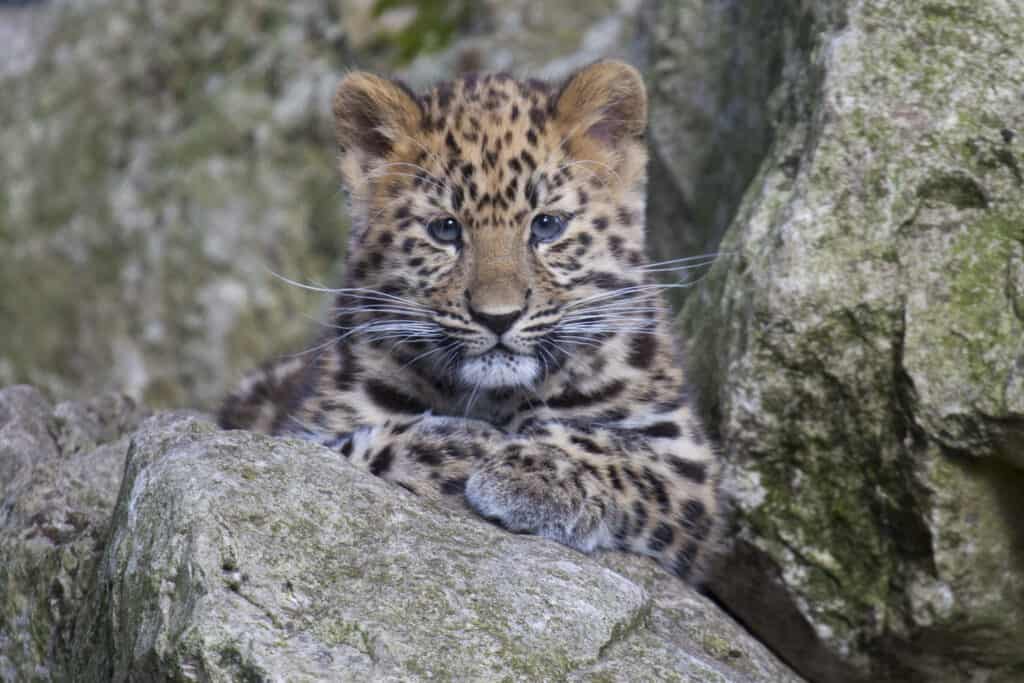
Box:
left=464, top=465, right=610, bottom=553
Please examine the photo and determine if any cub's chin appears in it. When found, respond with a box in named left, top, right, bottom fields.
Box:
left=458, top=349, right=539, bottom=389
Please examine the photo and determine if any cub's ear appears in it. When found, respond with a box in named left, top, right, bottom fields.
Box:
left=554, top=60, right=647, bottom=149
left=332, top=72, right=423, bottom=167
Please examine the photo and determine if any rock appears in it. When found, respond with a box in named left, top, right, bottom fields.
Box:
left=681, top=1, right=1024, bottom=681
left=0, top=1, right=352, bottom=409
left=57, top=410, right=800, bottom=682
left=387, top=1, right=646, bottom=89
left=0, top=386, right=147, bottom=681
left=640, top=0, right=797, bottom=269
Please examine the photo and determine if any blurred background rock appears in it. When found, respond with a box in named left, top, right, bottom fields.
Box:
left=2, top=2, right=1022, bottom=682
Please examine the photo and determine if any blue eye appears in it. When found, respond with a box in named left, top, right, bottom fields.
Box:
left=530, top=214, right=567, bottom=243
left=427, top=217, right=462, bottom=245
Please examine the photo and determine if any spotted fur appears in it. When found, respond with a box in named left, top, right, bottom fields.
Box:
left=219, top=62, right=721, bottom=581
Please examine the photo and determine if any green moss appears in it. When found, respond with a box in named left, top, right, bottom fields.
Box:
left=371, top=0, right=475, bottom=64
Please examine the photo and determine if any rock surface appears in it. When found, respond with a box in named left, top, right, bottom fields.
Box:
left=0, top=385, right=147, bottom=681
left=0, top=385, right=800, bottom=682
left=0, top=1, right=351, bottom=409
left=682, top=1, right=1024, bottom=681
left=65, top=411, right=799, bottom=682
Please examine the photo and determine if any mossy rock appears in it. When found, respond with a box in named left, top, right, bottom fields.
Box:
left=681, top=1, right=1024, bottom=681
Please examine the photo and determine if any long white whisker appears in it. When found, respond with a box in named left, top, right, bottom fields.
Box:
left=267, top=273, right=430, bottom=310
left=633, top=252, right=731, bottom=270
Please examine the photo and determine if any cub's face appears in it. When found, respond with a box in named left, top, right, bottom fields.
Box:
left=333, top=62, right=649, bottom=389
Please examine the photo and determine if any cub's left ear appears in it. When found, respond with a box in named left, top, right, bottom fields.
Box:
left=554, top=60, right=647, bottom=149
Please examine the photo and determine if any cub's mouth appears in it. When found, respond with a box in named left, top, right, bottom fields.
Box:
left=458, top=347, right=539, bottom=389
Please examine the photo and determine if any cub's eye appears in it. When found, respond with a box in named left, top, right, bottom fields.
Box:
left=426, top=217, right=462, bottom=245
left=530, top=214, right=567, bottom=244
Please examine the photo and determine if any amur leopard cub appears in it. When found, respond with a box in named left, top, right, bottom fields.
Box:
left=219, top=61, right=720, bottom=581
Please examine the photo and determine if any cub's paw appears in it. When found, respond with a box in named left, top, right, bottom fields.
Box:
left=464, top=463, right=613, bottom=553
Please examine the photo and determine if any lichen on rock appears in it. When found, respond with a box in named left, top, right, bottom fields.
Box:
left=0, top=385, right=802, bottom=682
left=680, top=1, right=1024, bottom=681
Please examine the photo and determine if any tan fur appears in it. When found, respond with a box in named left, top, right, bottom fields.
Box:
left=219, top=62, right=722, bottom=581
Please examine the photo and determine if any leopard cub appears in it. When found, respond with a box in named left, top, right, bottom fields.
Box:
left=219, top=61, right=721, bottom=580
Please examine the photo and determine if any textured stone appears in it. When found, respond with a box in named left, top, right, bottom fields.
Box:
left=682, top=1, right=1024, bottom=681
left=0, top=386, right=147, bottom=681
left=57, top=412, right=799, bottom=682
left=0, top=1, right=352, bottom=410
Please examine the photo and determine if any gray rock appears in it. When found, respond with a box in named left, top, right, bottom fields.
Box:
left=681, top=1, right=1024, bottom=681
left=641, top=0, right=792, bottom=269
left=56, top=411, right=799, bottom=682
left=0, top=1, right=352, bottom=410
left=0, top=386, right=146, bottom=681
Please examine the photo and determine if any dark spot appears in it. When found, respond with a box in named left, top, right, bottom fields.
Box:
left=528, top=107, right=546, bottom=128
left=617, top=207, right=634, bottom=226
left=632, top=500, right=648, bottom=534
left=673, top=542, right=700, bottom=578
left=547, top=380, right=625, bottom=410
left=681, top=499, right=706, bottom=529
left=365, top=380, right=429, bottom=414
left=627, top=334, right=657, bottom=369
left=606, top=465, right=624, bottom=491
left=608, top=235, right=624, bottom=258
left=670, top=458, right=707, bottom=484
left=648, top=523, right=675, bottom=552
left=637, top=421, right=680, bottom=439
left=644, top=468, right=671, bottom=512
left=410, top=444, right=443, bottom=466
left=334, top=370, right=356, bottom=392
left=445, top=131, right=460, bottom=154
left=391, top=420, right=414, bottom=435
left=590, top=272, right=635, bottom=291
left=441, top=477, right=467, bottom=495
left=378, top=231, right=393, bottom=246
left=569, top=435, right=604, bottom=454
left=592, top=216, right=609, bottom=231
left=369, top=446, right=394, bottom=476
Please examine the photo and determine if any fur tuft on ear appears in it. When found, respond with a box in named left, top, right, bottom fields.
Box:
left=554, top=61, right=647, bottom=148
left=332, top=72, right=423, bottom=161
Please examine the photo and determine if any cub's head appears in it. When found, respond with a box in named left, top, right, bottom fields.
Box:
left=332, top=61, right=650, bottom=390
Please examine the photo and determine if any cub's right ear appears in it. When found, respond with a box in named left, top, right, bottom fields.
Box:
left=332, top=72, right=423, bottom=186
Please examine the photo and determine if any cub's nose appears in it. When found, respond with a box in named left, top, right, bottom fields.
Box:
left=468, top=307, right=522, bottom=336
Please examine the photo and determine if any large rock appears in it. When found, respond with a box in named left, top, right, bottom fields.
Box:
left=640, top=0, right=803, bottom=269
left=54, top=410, right=799, bottom=682
left=682, top=1, right=1024, bottom=681
left=0, top=1, right=351, bottom=409
left=0, top=385, right=146, bottom=681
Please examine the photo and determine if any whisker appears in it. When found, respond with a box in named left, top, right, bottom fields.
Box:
left=634, top=251, right=731, bottom=270
left=267, top=273, right=430, bottom=310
